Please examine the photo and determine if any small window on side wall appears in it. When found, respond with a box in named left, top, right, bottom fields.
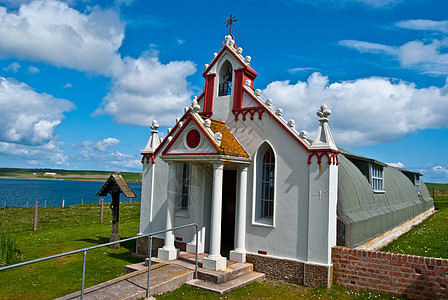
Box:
left=253, top=142, right=276, bottom=226
left=414, top=175, right=421, bottom=195
left=370, top=163, right=384, bottom=193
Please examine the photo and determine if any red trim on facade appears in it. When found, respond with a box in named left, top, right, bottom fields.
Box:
left=161, top=115, right=221, bottom=157
left=153, top=111, right=191, bottom=158
left=175, top=237, right=183, bottom=242
left=307, top=149, right=340, bottom=165
left=233, top=69, right=244, bottom=110
left=242, top=86, right=310, bottom=151
left=202, top=45, right=258, bottom=78
left=232, top=106, right=265, bottom=121
left=204, top=73, right=216, bottom=114
left=258, top=250, right=267, bottom=255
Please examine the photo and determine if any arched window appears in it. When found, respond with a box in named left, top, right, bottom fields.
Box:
left=218, top=60, right=232, bottom=96
left=253, top=142, right=276, bottom=226
left=261, top=149, right=275, bottom=219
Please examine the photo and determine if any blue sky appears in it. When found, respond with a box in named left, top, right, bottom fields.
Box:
left=0, top=0, right=448, bottom=183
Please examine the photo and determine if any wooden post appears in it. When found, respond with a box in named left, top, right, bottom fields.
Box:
left=100, top=198, right=104, bottom=223
left=33, top=201, right=38, bottom=231
left=44, top=200, right=47, bottom=208
left=110, top=192, right=120, bottom=249
left=62, top=199, right=65, bottom=208
left=81, top=199, right=83, bottom=205
left=26, top=201, right=28, bottom=208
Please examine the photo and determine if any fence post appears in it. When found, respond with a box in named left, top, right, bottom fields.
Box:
left=26, top=201, right=28, bottom=208
left=33, top=201, right=38, bottom=231
left=44, top=200, right=47, bottom=208
left=3, top=201, right=6, bottom=209
left=62, top=199, right=65, bottom=208
left=81, top=199, right=83, bottom=205
left=100, top=199, right=104, bottom=223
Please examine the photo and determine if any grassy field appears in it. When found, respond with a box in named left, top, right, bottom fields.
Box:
left=380, top=183, right=448, bottom=258
left=0, top=202, right=143, bottom=299
left=0, top=167, right=142, bottom=182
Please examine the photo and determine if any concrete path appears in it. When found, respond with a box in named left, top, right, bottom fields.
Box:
left=57, top=263, right=193, bottom=300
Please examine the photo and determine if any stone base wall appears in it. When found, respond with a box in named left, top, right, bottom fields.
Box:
left=136, top=236, right=186, bottom=257
left=246, top=253, right=332, bottom=288
left=332, top=246, right=448, bottom=299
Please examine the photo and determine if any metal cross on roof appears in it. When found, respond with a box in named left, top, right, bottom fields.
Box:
left=225, top=14, right=237, bottom=35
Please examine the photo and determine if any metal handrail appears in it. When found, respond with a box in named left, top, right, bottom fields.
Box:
left=0, top=223, right=199, bottom=299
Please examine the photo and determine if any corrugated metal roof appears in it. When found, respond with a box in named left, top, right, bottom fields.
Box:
left=337, top=153, right=433, bottom=248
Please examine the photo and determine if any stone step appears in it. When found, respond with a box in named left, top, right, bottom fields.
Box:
left=125, top=261, right=149, bottom=273
left=57, top=263, right=193, bottom=300
left=151, top=252, right=253, bottom=284
left=186, top=271, right=265, bottom=294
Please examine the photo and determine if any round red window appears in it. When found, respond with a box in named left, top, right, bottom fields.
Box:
left=186, top=130, right=201, bottom=149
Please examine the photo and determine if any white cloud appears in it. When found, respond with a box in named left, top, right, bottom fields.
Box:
left=96, top=137, right=120, bottom=151
left=0, top=76, right=74, bottom=145
left=418, top=164, right=448, bottom=183
left=263, top=72, right=448, bottom=146
left=28, top=65, right=39, bottom=73
left=289, top=67, right=318, bottom=74
left=289, top=0, right=404, bottom=8
left=387, top=162, right=404, bottom=168
left=340, top=38, right=448, bottom=75
left=340, top=19, right=448, bottom=75
left=95, top=53, right=196, bottom=126
left=0, top=0, right=125, bottom=75
left=63, top=82, right=72, bottom=88
left=0, top=1, right=197, bottom=127
left=0, top=140, right=69, bottom=166
left=396, top=19, right=448, bottom=33
left=3, top=62, right=21, bottom=72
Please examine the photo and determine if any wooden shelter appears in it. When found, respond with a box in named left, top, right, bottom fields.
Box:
left=96, top=174, right=136, bottom=248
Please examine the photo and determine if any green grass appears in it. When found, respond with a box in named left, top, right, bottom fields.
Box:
left=0, top=235, right=21, bottom=265
left=156, top=281, right=402, bottom=299
left=0, top=202, right=143, bottom=299
left=380, top=183, right=448, bottom=258
left=0, top=167, right=142, bottom=182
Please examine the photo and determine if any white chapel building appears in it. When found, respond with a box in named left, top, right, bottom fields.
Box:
left=136, top=34, right=433, bottom=286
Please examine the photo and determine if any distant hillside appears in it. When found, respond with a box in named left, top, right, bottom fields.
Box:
left=0, top=168, right=142, bottom=182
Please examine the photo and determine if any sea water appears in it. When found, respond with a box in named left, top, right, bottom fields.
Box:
left=0, top=178, right=141, bottom=208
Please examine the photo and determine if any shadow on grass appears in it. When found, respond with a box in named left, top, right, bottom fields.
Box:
left=76, top=236, right=140, bottom=263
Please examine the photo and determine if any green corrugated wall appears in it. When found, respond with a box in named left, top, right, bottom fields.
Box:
left=337, top=154, right=434, bottom=248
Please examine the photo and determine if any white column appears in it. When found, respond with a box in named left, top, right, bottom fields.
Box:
left=203, top=163, right=226, bottom=271
left=158, top=162, right=178, bottom=260
left=230, top=165, right=247, bottom=262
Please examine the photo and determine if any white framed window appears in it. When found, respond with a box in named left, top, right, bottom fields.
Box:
left=176, top=163, right=190, bottom=216
left=415, top=175, right=421, bottom=195
left=253, top=142, right=276, bottom=227
left=369, top=163, right=384, bottom=193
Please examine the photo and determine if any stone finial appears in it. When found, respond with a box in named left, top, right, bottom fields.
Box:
left=299, top=130, right=307, bottom=139
left=275, top=108, right=283, bottom=117
left=213, top=52, right=218, bottom=58
left=317, top=103, right=331, bottom=122
left=265, top=99, right=272, bottom=106
left=204, top=64, right=209, bottom=70
left=150, top=120, right=159, bottom=132
left=175, top=118, right=180, bottom=123
left=287, top=119, right=295, bottom=128
left=237, top=47, right=243, bottom=54
left=225, top=35, right=235, bottom=47
left=191, top=96, right=201, bottom=112
left=168, top=128, right=172, bottom=134
left=244, top=79, right=251, bottom=87
left=204, top=119, right=211, bottom=128
left=214, top=132, right=222, bottom=146
left=255, top=89, right=261, bottom=96
left=245, top=56, right=251, bottom=64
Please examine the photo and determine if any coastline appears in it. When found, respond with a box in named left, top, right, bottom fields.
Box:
left=0, top=176, right=141, bottom=183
